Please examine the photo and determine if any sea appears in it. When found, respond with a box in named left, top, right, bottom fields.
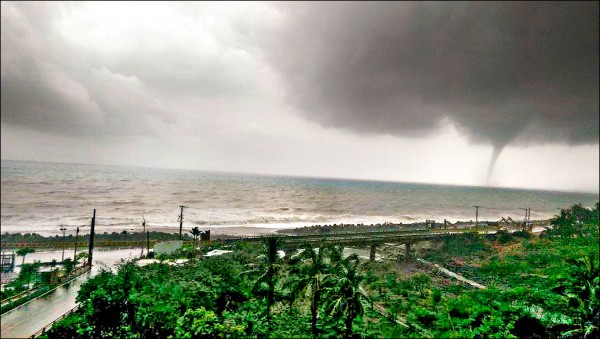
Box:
left=1, top=160, right=598, bottom=236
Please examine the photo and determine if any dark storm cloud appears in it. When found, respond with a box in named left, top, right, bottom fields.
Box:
left=0, top=2, right=260, bottom=138
left=2, top=1, right=597, bottom=153
left=0, top=57, right=167, bottom=137
left=269, top=2, right=599, bottom=148
left=0, top=2, right=172, bottom=137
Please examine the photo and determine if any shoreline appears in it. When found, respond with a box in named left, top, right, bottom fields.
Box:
left=0, top=209, right=567, bottom=238
left=0, top=214, right=558, bottom=237
left=1, top=219, right=551, bottom=250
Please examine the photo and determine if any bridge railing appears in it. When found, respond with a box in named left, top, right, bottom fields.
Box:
left=1, top=288, right=36, bottom=306
left=280, top=228, right=430, bottom=239
left=280, top=228, right=490, bottom=246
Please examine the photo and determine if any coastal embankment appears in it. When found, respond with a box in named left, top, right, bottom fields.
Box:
left=1, top=218, right=548, bottom=251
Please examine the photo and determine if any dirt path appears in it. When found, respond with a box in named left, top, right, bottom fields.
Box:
left=416, top=258, right=486, bottom=289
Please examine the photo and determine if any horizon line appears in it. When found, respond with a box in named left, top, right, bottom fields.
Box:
left=2, top=157, right=599, bottom=195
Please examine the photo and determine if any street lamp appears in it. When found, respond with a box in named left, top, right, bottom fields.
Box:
left=60, top=225, right=67, bottom=262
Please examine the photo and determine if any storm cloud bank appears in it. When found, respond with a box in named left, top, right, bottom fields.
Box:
left=0, top=2, right=271, bottom=138
left=270, top=2, right=599, bottom=152
left=1, top=2, right=598, bottom=186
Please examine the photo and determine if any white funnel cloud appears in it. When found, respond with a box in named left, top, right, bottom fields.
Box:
left=486, top=145, right=505, bottom=185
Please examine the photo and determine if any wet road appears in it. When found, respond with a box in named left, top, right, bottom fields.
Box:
left=1, top=248, right=140, bottom=338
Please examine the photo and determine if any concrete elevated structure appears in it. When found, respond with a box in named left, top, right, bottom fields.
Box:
left=279, top=229, right=474, bottom=261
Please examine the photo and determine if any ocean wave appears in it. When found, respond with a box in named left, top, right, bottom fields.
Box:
left=3, top=160, right=597, bottom=235
left=190, top=214, right=333, bottom=226
left=40, top=190, right=68, bottom=195
left=109, top=200, right=142, bottom=206
left=184, top=199, right=205, bottom=204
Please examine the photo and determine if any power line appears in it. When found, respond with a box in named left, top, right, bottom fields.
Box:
left=479, top=206, right=532, bottom=211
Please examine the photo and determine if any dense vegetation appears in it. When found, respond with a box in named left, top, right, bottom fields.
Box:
left=43, top=203, right=598, bottom=338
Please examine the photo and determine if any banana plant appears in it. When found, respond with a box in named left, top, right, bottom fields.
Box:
left=555, top=254, right=600, bottom=338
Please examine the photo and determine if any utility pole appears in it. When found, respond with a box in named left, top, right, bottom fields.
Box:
left=178, top=205, right=188, bottom=240
left=88, top=209, right=96, bottom=267
left=141, top=216, right=146, bottom=258
left=73, top=227, right=79, bottom=262
left=60, top=225, right=67, bottom=262
left=146, top=231, right=150, bottom=256
left=473, top=206, right=481, bottom=229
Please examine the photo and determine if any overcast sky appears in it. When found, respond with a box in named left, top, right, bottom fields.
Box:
left=1, top=2, right=598, bottom=193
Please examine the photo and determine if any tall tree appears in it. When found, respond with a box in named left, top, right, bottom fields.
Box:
left=16, top=247, right=35, bottom=265
left=323, top=252, right=370, bottom=338
left=63, top=257, right=76, bottom=275
left=551, top=203, right=598, bottom=238
left=18, top=261, right=40, bottom=287
left=252, top=236, right=282, bottom=335
left=190, top=227, right=201, bottom=259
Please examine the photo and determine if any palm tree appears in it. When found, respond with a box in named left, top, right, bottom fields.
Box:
left=323, top=252, right=370, bottom=338
left=190, top=227, right=201, bottom=259
left=288, top=242, right=330, bottom=336
left=247, top=236, right=282, bottom=335
left=62, top=257, right=76, bottom=276
left=552, top=208, right=575, bottom=238
left=263, top=236, right=281, bottom=333
left=17, top=247, right=35, bottom=265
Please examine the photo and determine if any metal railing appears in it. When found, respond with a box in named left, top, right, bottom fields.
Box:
left=30, top=304, right=81, bottom=338
left=1, top=288, right=38, bottom=307
left=1, top=240, right=160, bottom=249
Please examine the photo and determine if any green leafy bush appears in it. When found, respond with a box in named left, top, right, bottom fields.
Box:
left=44, top=203, right=599, bottom=338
